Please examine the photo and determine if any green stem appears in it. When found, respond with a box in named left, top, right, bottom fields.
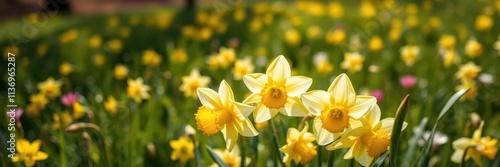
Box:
left=327, top=150, right=335, bottom=167
left=269, top=119, right=284, bottom=165
left=65, top=123, right=112, bottom=167
left=191, top=135, right=202, bottom=167
left=317, top=146, right=323, bottom=166
left=58, top=109, right=68, bottom=167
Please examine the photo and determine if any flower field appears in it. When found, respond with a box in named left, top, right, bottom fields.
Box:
left=1, top=0, right=500, bottom=166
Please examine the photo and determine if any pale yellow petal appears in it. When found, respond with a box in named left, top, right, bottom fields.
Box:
left=237, top=119, right=259, bottom=137
left=451, top=150, right=464, bottom=164
left=281, top=97, right=308, bottom=117
left=328, top=73, right=356, bottom=105
left=253, top=104, right=278, bottom=123
left=357, top=151, right=373, bottom=167
left=285, top=76, right=312, bottom=97
left=376, top=118, right=395, bottom=135
left=266, top=55, right=291, bottom=81
left=453, top=138, right=473, bottom=150
left=301, top=90, right=330, bottom=116
left=17, top=139, right=31, bottom=153
left=242, top=93, right=261, bottom=104
left=327, top=136, right=355, bottom=150
left=243, top=73, right=267, bottom=93
left=222, top=124, right=239, bottom=152
left=218, top=80, right=235, bottom=107
left=33, top=151, right=49, bottom=160
left=348, top=96, right=376, bottom=119
left=197, top=88, right=222, bottom=109
left=364, top=104, right=381, bottom=126
left=234, top=102, right=254, bottom=118
left=314, top=118, right=334, bottom=145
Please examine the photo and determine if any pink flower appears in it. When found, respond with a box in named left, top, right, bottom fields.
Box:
left=400, top=75, right=417, bottom=89
left=60, top=92, right=79, bottom=107
left=371, top=89, right=384, bottom=102
left=6, top=108, right=23, bottom=122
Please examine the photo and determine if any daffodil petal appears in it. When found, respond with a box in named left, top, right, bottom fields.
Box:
left=222, top=124, right=239, bottom=152
left=285, top=76, right=312, bottom=97
left=328, top=73, right=356, bottom=105
left=281, top=97, right=308, bottom=117
left=357, top=151, right=373, bottom=167
left=376, top=118, right=395, bottom=135
left=242, top=93, right=261, bottom=104
left=453, top=138, right=472, bottom=149
left=17, top=139, right=30, bottom=154
left=301, top=90, right=330, bottom=116
left=344, top=143, right=356, bottom=159
left=219, top=80, right=235, bottom=107
left=254, top=105, right=277, bottom=123
left=28, top=140, right=42, bottom=153
left=451, top=149, right=464, bottom=163
left=234, top=102, right=254, bottom=118
left=237, top=119, right=259, bottom=137
left=267, top=55, right=291, bottom=81
left=197, top=88, right=222, bottom=109
left=34, top=151, right=49, bottom=160
left=348, top=96, right=376, bottom=119
left=314, top=118, right=334, bottom=145
left=243, top=73, right=267, bottom=93
left=327, top=136, right=355, bottom=150
left=365, top=104, right=381, bottom=126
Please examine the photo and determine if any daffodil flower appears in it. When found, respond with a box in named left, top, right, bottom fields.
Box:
left=326, top=105, right=407, bottom=166
left=179, top=68, right=211, bottom=99
left=126, top=77, right=151, bottom=103
left=169, top=136, right=194, bottom=163
left=12, top=139, right=48, bottom=167
left=195, top=80, right=258, bottom=151
left=451, top=121, right=498, bottom=165
left=243, top=55, right=312, bottom=123
left=301, top=73, right=376, bottom=145
left=211, top=146, right=250, bottom=167
left=280, top=123, right=317, bottom=166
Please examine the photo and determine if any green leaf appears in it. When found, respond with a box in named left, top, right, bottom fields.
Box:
left=206, top=145, right=228, bottom=167
left=420, top=89, right=469, bottom=167
left=390, top=94, right=410, bottom=167
left=403, top=117, right=429, bottom=167
left=370, top=151, right=389, bottom=167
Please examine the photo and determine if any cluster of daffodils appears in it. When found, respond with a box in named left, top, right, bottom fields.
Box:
left=195, top=55, right=406, bottom=166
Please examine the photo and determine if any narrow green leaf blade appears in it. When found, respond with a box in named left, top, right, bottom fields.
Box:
left=390, top=94, right=410, bottom=167
left=206, top=145, right=228, bottom=167
left=370, top=151, right=389, bottom=167
left=420, top=89, right=469, bottom=167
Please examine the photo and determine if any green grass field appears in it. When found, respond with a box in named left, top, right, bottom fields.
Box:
left=1, top=0, right=500, bottom=166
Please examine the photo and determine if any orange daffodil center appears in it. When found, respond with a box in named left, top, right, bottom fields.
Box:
left=301, top=73, right=376, bottom=145
left=243, top=55, right=313, bottom=123
left=195, top=80, right=258, bottom=151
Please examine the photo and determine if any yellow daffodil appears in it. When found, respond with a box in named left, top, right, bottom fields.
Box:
left=12, top=139, right=48, bottom=167
left=456, top=79, right=478, bottom=101
left=233, top=8, right=246, bottom=22
left=37, top=77, right=62, bottom=99
left=429, top=16, right=441, bottom=29
left=169, top=136, right=194, bottom=163
left=389, top=28, right=402, bottom=42
left=59, top=62, right=72, bottom=76
left=465, top=38, right=483, bottom=58
left=27, top=93, right=49, bottom=117
left=218, top=47, right=236, bottom=68
left=317, top=60, right=334, bottom=76
left=88, top=35, right=102, bottom=49
left=242, top=55, right=312, bottom=123
left=455, top=62, right=482, bottom=81
left=211, top=146, right=250, bottom=167
left=127, top=77, right=151, bottom=103
left=341, top=52, right=365, bottom=74
left=442, top=49, right=457, bottom=68
left=451, top=121, right=498, bottom=165
left=475, top=15, right=493, bottom=31
left=156, top=12, right=173, bottom=30
left=52, top=111, right=72, bottom=130
left=107, top=39, right=123, bottom=53
left=104, top=95, right=118, bottom=115
left=182, top=25, right=196, bottom=38
left=179, top=68, right=211, bottom=99
left=307, top=25, right=322, bottom=40
left=400, top=45, right=420, bottom=67
left=360, top=1, right=376, bottom=19
left=406, top=15, right=419, bottom=28
left=326, top=28, right=346, bottom=45
left=328, top=1, right=344, bottom=19
left=93, top=54, right=105, bottom=67
left=250, top=17, right=263, bottom=32
left=59, top=29, right=78, bottom=44
left=142, top=49, right=163, bottom=68
left=233, top=57, right=255, bottom=80
left=195, top=80, right=258, bottom=151
left=36, top=44, right=47, bottom=57
left=327, top=105, right=407, bottom=166
left=285, top=29, right=301, bottom=46
left=280, top=124, right=317, bottom=166
left=439, top=35, right=456, bottom=49
left=114, top=64, right=129, bottom=80
left=170, top=48, right=187, bottom=64
left=198, top=27, right=212, bottom=41
left=301, top=73, right=376, bottom=145
left=369, top=36, right=384, bottom=52
left=72, top=102, right=86, bottom=119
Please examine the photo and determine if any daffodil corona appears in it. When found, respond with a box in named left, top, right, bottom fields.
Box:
left=301, top=74, right=376, bottom=145
left=195, top=80, right=258, bottom=151
left=243, top=55, right=312, bottom=123
left=280, top=124, right=317, bottom=166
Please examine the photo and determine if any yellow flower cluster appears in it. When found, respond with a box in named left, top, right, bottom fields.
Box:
left=194, top=55, right=406, bottom=166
